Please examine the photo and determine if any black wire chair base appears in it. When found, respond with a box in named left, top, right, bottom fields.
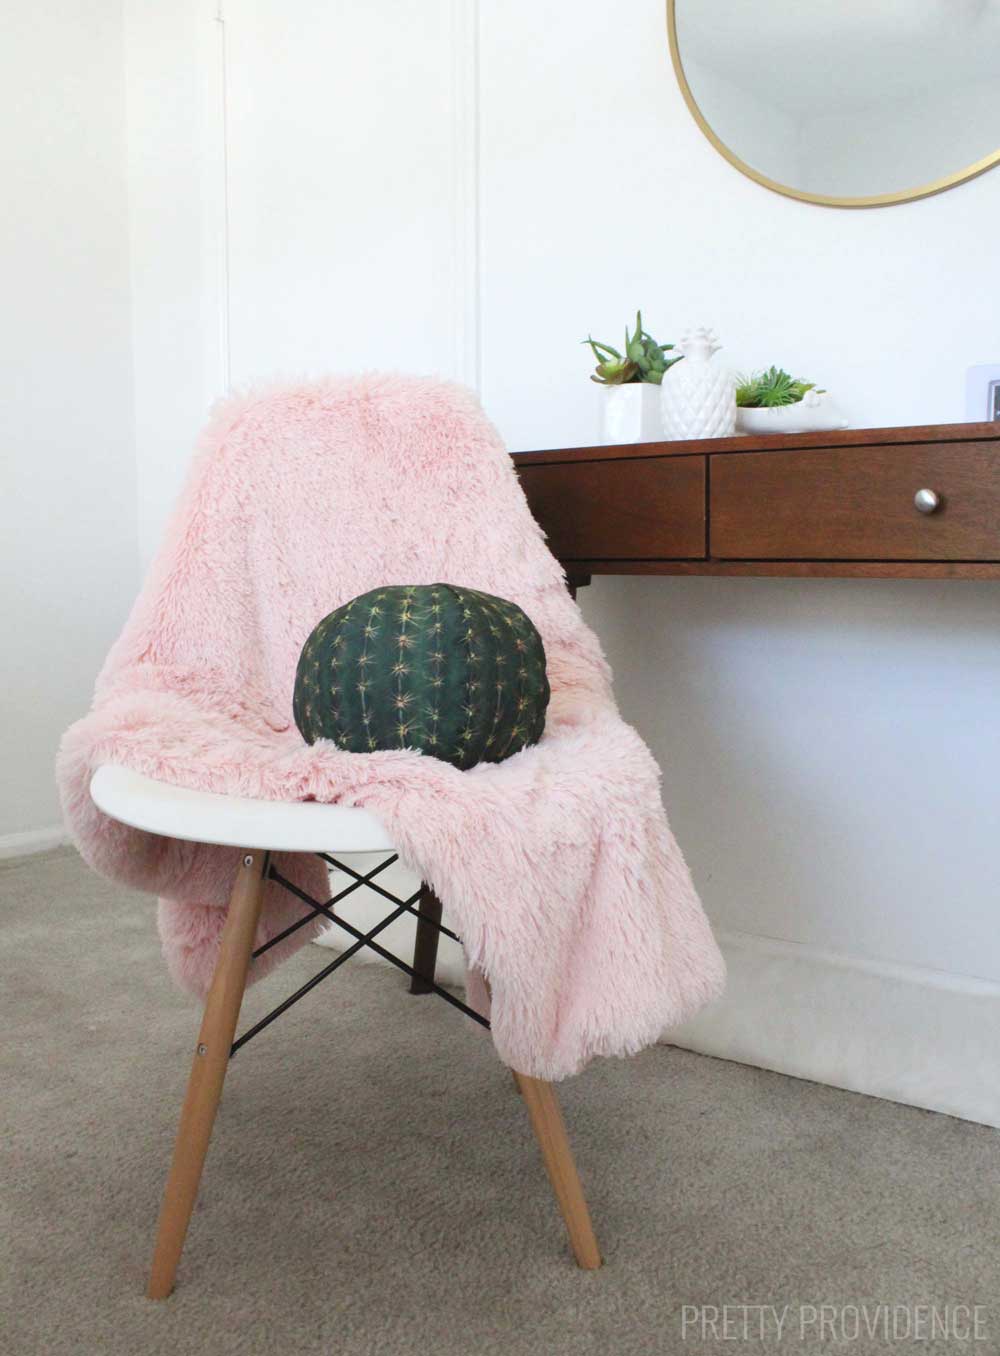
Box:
left=230, top=852, right=489, bottom=1058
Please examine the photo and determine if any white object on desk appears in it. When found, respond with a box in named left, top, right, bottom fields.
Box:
left=598, top=382, right=661, bottom=444
left=660, top=327, right=736, bottom=440
left=965, top=364, right=1000, bottom=422
left=736, top=388, right=849, bottom=436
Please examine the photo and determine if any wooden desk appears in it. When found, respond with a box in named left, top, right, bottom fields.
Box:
left=513, top=422, right=1000, bottom=586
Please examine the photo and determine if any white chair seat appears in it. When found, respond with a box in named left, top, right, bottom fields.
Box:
left=89, top=764, right=395, bottom=854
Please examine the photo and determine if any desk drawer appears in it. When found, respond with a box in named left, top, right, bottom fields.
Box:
left=517, top=456, right=706, bottom=560
left=711, top=442, right=1000, bottom=560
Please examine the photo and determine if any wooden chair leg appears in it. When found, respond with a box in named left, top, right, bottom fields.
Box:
left=513, top=1072, right=602, bottom=1270
left=408, top=882, right=442, bottom=994
left=146, top=849, right=268, bottom=1299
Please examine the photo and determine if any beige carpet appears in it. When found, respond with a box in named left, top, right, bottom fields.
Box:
left=2, top=848, right=997, bottom=1355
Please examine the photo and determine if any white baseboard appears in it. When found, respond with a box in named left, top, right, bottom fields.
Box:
left=0, top=825, right=70, bottom=860
left=666, top=928, right=1000, bottom=1130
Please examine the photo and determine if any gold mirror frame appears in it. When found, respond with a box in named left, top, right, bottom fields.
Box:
left=666, top=0, right=1000, bottom=209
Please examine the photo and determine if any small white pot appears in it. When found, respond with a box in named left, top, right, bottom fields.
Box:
left=736, top=390, right=849, bottom=436
left=598, top=382, right=661, bottom=445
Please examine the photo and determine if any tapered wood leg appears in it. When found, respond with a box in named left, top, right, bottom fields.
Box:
left=513, top=1072, right=602, bottom=1269
left=147, top=849, right=268, bottom=1299
left=408, top=882, right=442, bottom=995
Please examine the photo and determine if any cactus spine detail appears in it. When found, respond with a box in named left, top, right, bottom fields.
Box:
left=293, top=584, right=549, bottom=770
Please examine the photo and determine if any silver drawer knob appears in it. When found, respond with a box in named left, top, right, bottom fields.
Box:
left=914, top=488, right=940, bottom=514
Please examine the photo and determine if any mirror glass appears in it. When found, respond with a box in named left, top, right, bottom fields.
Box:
left=670, top=0, right=1000, bottom=205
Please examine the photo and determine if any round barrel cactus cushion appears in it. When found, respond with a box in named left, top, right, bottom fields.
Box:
left=293, top=584, right=549, bottom=770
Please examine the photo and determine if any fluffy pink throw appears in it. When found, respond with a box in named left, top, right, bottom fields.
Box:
left=58, top=375, right=724, bottom=1079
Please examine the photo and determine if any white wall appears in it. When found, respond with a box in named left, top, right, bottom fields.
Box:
left=119, top=0, right=1000, bottom=1123
left=224, top=0, right=466, bottom=389
left=478, top=0, right=1000, bottom=1124
left=478, top=3, right=1000, bottom=447
left=127, top=0, right=480, bottom=567
left=124, top=0, right=229, bottom=570
left=1, top=3, right=138, bottom=848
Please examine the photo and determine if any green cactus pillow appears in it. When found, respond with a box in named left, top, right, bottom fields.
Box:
left=293, top=584, right=549, bottom=770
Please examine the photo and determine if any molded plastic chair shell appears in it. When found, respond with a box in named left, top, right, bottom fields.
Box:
left=90, top=764, right=395, bottom=854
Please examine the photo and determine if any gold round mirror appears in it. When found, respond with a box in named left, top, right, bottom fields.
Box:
left=667, top=0, right=1000, bottom=208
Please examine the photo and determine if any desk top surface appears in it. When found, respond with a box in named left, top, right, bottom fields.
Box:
left=513, top=420, right=1000, bottom=466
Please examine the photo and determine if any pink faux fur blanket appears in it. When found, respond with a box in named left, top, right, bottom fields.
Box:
left=57, top=374, right=724, bottom=1079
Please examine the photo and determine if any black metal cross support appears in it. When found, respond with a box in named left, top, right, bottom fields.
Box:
left=229, top=851, right=489, bottom=1059
left=318, top=854, right=462, bottom=945
left=251, top=853, right=401, bottom=961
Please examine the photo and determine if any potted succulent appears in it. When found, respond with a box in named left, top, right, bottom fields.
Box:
left=735, top=366, right=848, bottom=435
left=584, top=311, right=682, bottom=444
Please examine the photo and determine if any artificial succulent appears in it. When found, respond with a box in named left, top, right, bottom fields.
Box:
left=584, top=311, right=683, bottom=385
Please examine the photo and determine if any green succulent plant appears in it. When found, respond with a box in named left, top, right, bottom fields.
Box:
left=584, top=311, right=683, bottom=385
left=735, top=366, right=820, bottom=408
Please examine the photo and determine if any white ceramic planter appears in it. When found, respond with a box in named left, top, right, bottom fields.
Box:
left=736, top=390, right=848, bottom=436
left=598, top=382, right=661, bottom=445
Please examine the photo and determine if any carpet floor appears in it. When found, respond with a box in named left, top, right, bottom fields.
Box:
left=2, top=848, right=997, bottom=1355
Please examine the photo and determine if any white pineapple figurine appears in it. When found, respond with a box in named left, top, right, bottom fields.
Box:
left=660, top=327, right=736, bottom=440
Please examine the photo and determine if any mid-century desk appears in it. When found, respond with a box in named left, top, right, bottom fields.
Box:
left=512, top=422, right=1000, bottom=590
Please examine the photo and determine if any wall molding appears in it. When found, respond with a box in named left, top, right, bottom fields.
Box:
left=200, top=0, right=231, bottom=396
left=211, top=0, right=470, bottom=392
left=0, top=826, right=70, bottom=861
left=449, top=0, right=481, bottom=391
left=667, top=927, right=1000, bottom=1129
